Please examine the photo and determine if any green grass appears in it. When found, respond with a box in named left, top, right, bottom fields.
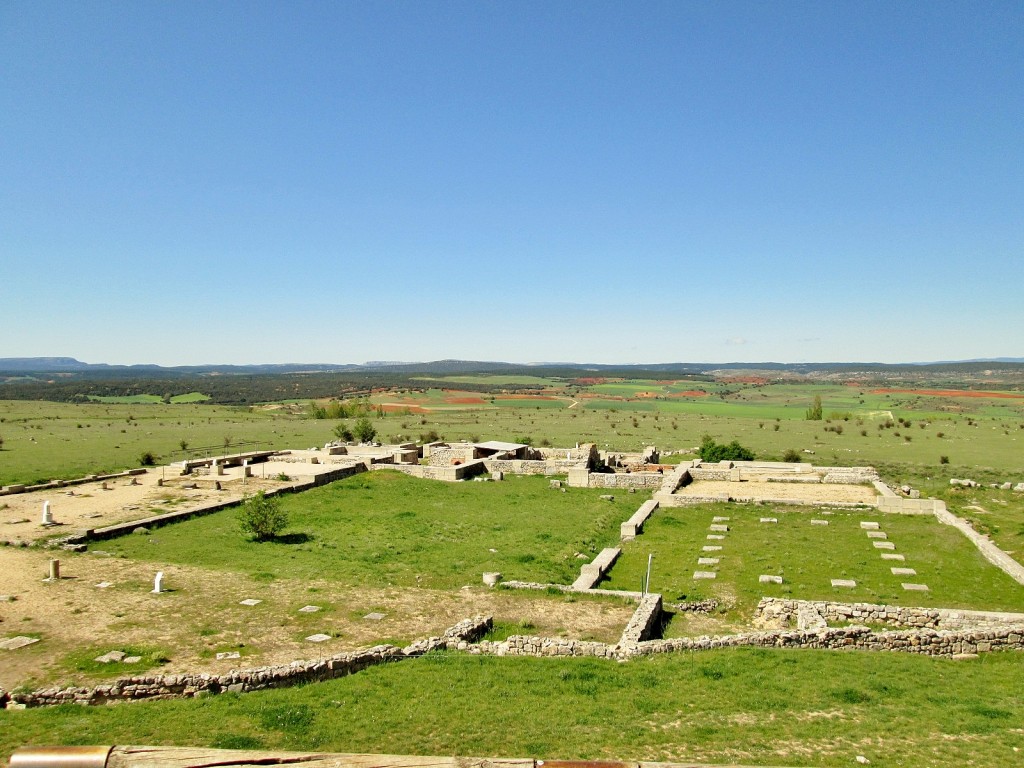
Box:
left=601, top=504, right=1024, bottom=615
left=92, top=471, right=648, bottom=589
left=2, top=650, right=1023, bottom=766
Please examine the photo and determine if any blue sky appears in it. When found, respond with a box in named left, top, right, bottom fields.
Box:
left=2, top=1, right=1021, bottom=366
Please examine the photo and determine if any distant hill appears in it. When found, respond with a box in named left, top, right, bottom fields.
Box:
left=1, top=356, right=1023, bottom=377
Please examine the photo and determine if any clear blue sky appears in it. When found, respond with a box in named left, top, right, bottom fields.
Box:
left=2, top=1, right=1021, bottom=366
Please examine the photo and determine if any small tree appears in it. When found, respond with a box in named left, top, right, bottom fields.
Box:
left=805, top=395, right=823, bottom=420
left=333, top=423, right=354, bottom=442
left=139, top=450, right=157, bottom=466
left=179, top=439, right=189, bottom=452
left=353, top=417, right=377, bottom=443
left=239, top=491, right=288, bottom=542
left=782, top=448, right=802, bottom=463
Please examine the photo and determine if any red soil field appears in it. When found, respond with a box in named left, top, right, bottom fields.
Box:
left=379, top=404, right=428, bottom=413
left=871, top=388, right=1024, bottom=400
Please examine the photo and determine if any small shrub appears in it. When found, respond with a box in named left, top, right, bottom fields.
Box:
left=138, top=451, right=157, bottom=466
left=782, top=449, right=801, bottom=463
left=353, top=417, right=377, bottom=443
left=940, top=455, right=949, bottom=464
left=239, top=491, right=289, bottom=542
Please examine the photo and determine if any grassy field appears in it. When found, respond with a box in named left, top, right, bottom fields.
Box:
left=3, top=377, right=1023, bottom=486
left=2, top=649, right=1023, bottom=767
left=600, top=504, right=1024, bottom=618
left=91, top=471, right=646, bottom=590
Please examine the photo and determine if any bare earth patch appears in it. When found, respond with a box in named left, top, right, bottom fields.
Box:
left=674, top=479, right=877, bottom=505
left=0, top=548, right=633, bottom=689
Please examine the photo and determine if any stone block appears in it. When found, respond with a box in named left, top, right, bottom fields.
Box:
left=706, top=534, right=725, bottom=540
left=860, top=521, right=880, bottom=529
left=702, top=545, right=722, bottom=552
left=759, top=575, right=783, bottom=584
left=891, top=567, right=917, bottom=576
left=881, top=553, right=906, bottom=561
left=902, top=583, right=929, bottom=591
left=867, top=531, right=888, bottom=539
left=693, top=571, right=717, bottom=580
left=712, top=516, right=730, bottom=522
left=831, top=579, right=857, bottom=588
left=709, top=524, right=729, bottom=532
left=697, top=557, right=719, bottom=565
left=0, top=636, right=39, bottom=651
left=239, top=599, right=262, bottom=606
left=873, top=541, right=896, bottom=550
left=305, top=633, right=332, bottom=642
left=760, top=517, right=778, bottom=523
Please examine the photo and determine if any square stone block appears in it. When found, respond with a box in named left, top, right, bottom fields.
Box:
left=902, top=583, right=929, bottom=591
left=693, top=571, right=717, bottom=580
left=881, top=553, right=905, bottom=561
left=867, top=531, right=888, bottom=539
left=709, top=524, right=729, bottom=532
left=239, top=599, right=262, bottom=606
left=891, top=567, right=917, bottom=576
left=860, top=521, right=880, bottom=530
left=873, top=541, right=896, bottom=550
left=759, top=574, right=783, bottom=584
left=697, top=557, right=719, bottom=566
left=831, top=579, right=857, bottom=588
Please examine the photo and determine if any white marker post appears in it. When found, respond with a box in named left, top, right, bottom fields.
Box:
left=644, top=553, right=654, bottom=595
left=152, top=571, right=164, bottom=594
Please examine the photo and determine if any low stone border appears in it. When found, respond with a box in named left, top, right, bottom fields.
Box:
left=1, top=617, right=491, bottom=709
left=934, top=503, right=1024, bottom=587
left=755, top=597, right=1024, bottom=631
left=0, top=469, right=148, bottom=497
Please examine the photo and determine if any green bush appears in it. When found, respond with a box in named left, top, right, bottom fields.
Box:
left=138, top=451, right=157, bottom=466
left=239, top=491, right=288, bottom=542
left=699, top=435, right=755, bottom=462
left=782, top=449, right=802, bottom=463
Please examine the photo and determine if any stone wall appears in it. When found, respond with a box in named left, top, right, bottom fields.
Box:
left=2, top=617, right=491, bottom=709
left=934, top=503, right=1024, bottom=587
left=371, top=461, right=487, bottom=482
left=632, top=624, right=1024, bottom=658
left=755, top=597, right=1024, bottom=631
left=571, top=547, right=621, bottom=590
left=619, top=593, right=663, bottom=645
left=621, top=500, right=659, bottom=539
left=482, top=459, right=579, bottom=476
left=0, top=468, right=148, bottom=497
